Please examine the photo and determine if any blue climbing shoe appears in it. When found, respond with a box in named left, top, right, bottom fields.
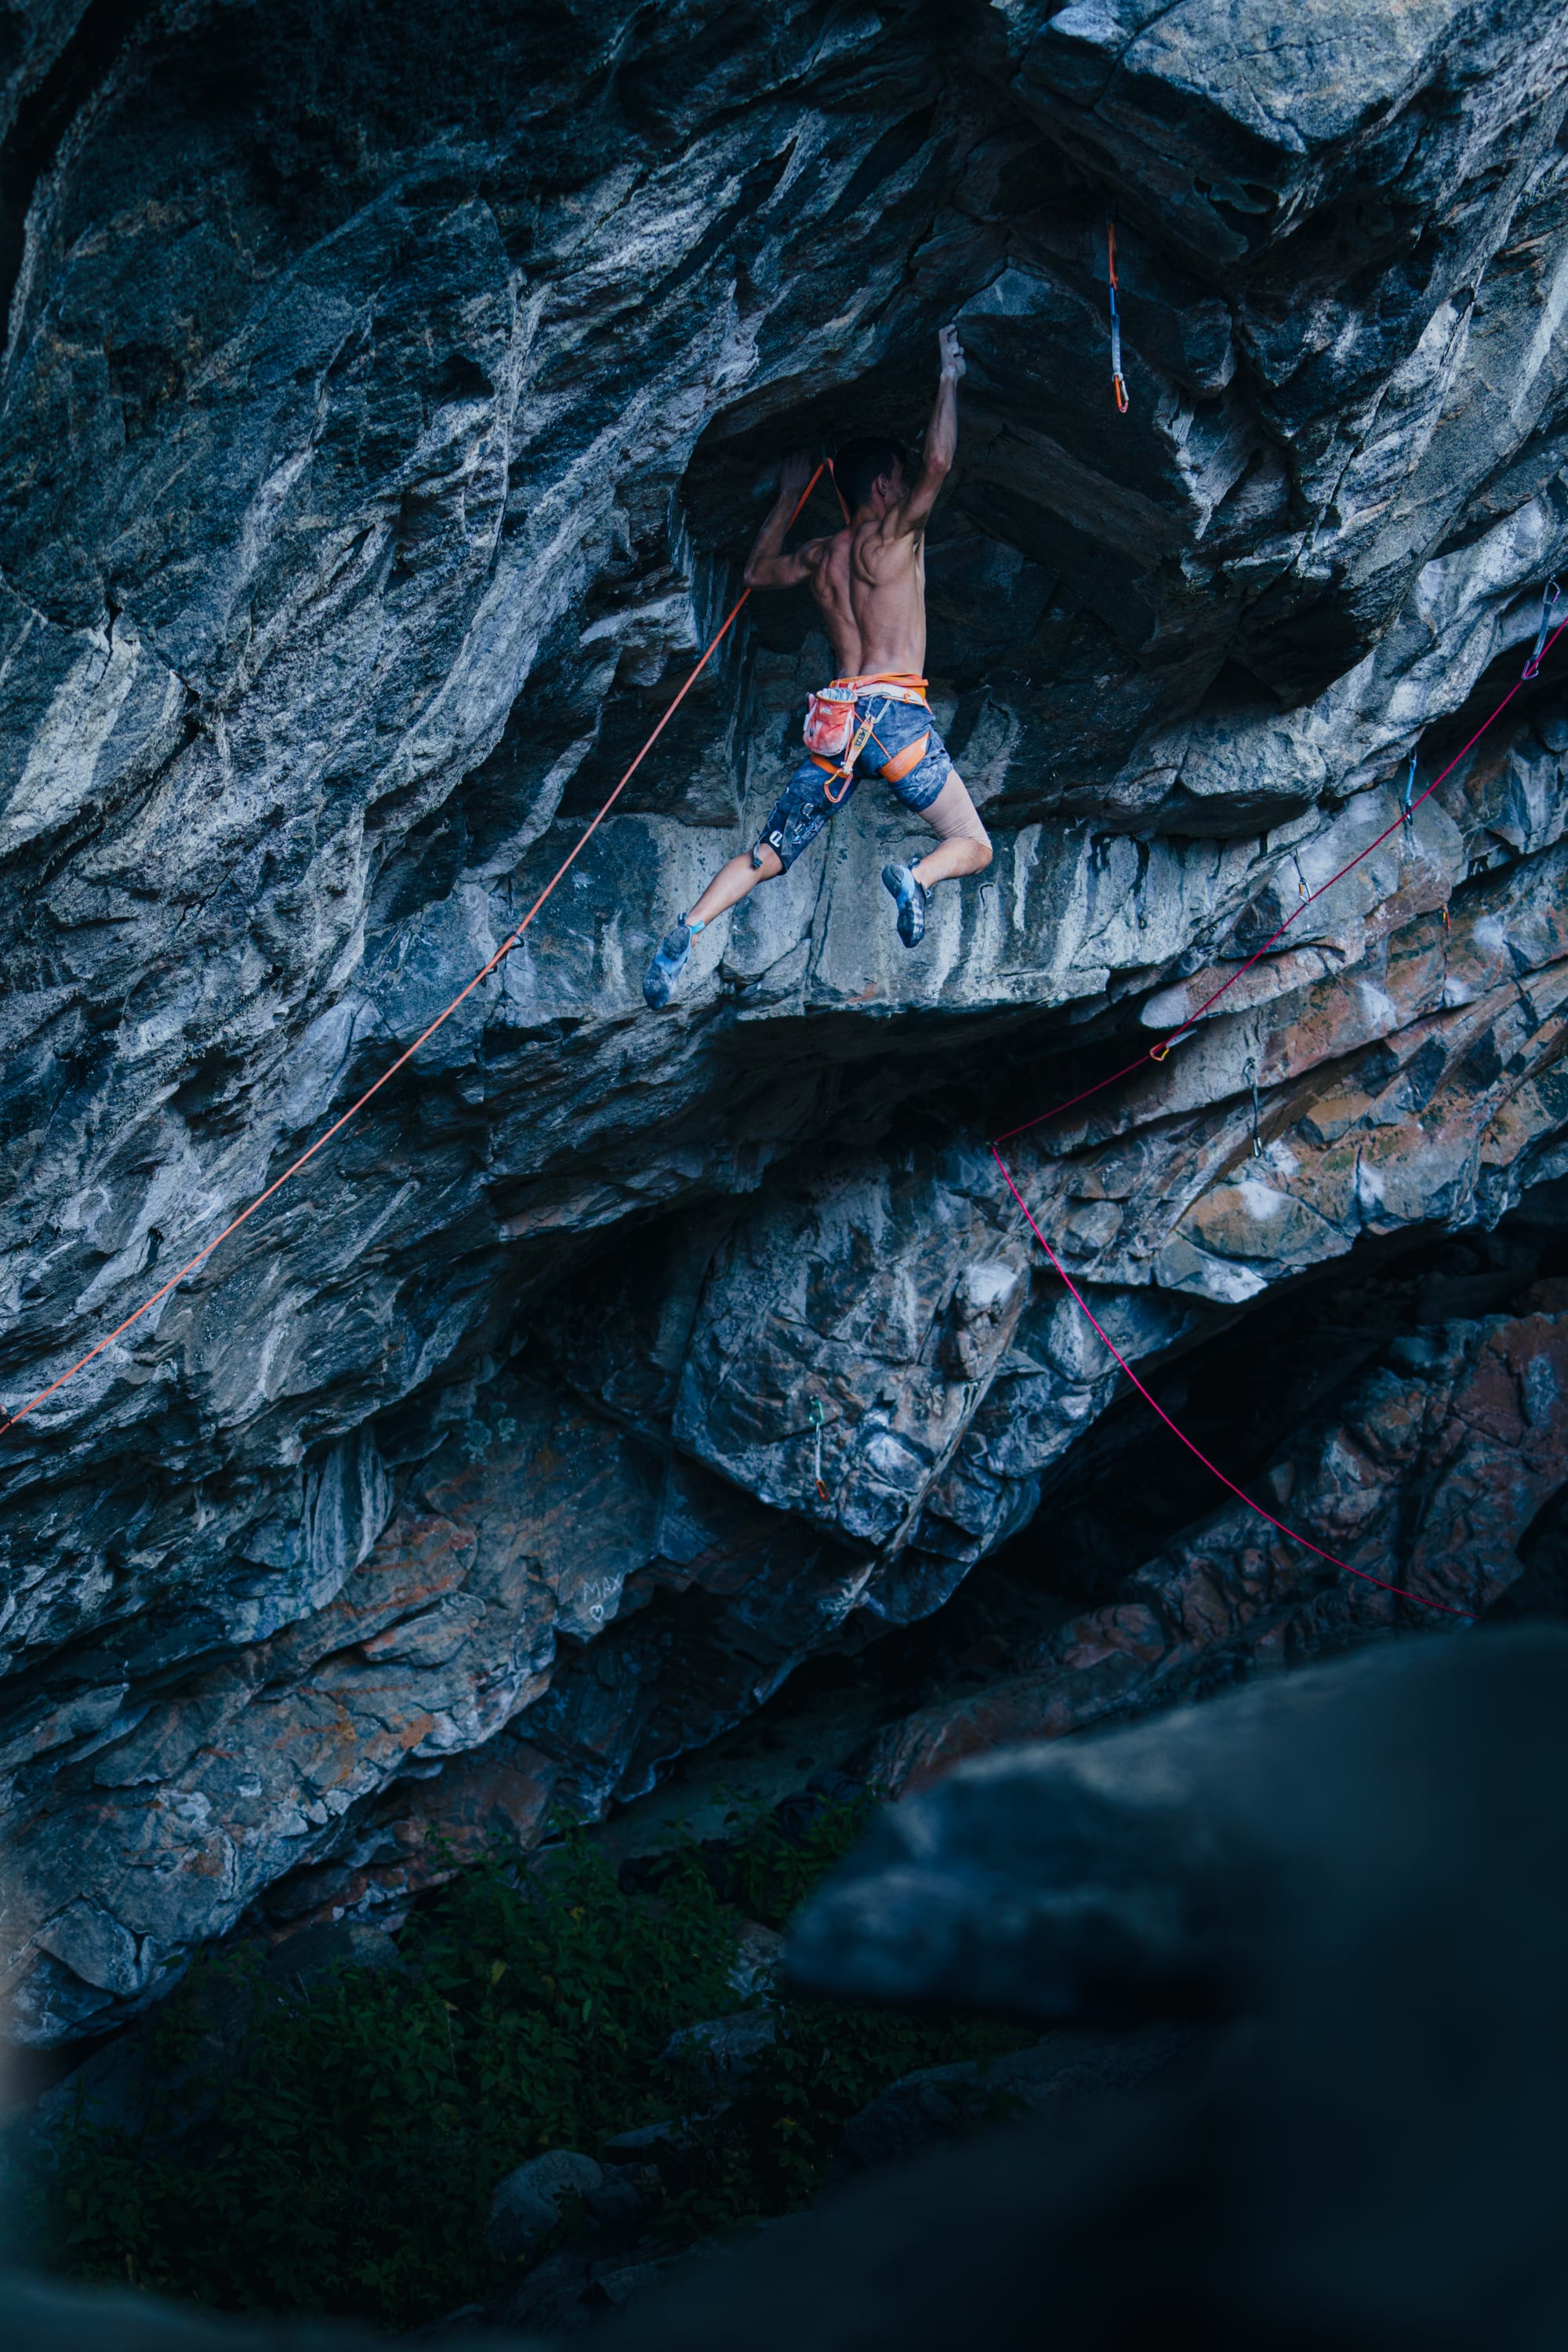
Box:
left=881, top=862, right=927, bottom=949
left=643, top=920, right=695, bottom=1009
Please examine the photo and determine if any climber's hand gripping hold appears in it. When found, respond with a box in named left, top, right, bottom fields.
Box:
left=643, top=325, right=991, bottom=1010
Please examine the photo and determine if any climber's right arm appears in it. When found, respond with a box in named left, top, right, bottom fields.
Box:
left=743, top=450, right=822, bottom=588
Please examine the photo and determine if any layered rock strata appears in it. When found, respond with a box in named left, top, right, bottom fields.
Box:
left=3, top=0, right=1568, bottom=2038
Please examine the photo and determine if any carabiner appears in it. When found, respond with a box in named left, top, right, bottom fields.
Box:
left=811, top=1397, right=830, bottom=1503
left=1523, top=576, right=1562, bottom=681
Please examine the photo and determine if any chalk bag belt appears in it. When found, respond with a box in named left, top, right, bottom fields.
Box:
left=829, top=673, right=929, bottom=702
left=1108, top=216, right=1130, bottom=415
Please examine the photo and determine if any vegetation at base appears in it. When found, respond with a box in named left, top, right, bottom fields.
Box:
left=29, top=1796, right=1026, bottom=2332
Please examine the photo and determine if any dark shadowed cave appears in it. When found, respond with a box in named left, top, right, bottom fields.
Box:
left=4, top=0, right=1568, bottom=2341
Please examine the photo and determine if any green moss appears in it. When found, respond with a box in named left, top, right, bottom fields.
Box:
left=31, top=1802, right=1025, bottom=2331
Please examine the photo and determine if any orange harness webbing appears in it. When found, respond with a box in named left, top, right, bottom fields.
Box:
left=826, top=673, right=929, bottom=695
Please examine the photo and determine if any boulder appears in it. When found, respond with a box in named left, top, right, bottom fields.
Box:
left=482, top=2147, right=604, bottom=2263
left=660, top=2009, right=777, bottom=2084
left=829, top=2020, right=1206, bottom=2180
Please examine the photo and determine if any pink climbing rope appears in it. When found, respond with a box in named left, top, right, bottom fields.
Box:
left=993, top=601, right=1568, bottom=1623
left=993, top=1148, right=1474, bottom=1621
left=996, top=604, right=1568, bottom=1145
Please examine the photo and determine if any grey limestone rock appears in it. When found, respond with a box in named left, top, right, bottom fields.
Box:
left=728, top=1919, right=783, bottom=2001
left=4, top=0, right=1568, bottom=2040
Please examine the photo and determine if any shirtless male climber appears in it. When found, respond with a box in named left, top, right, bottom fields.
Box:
left=642, top=324, right=992, bottom=1009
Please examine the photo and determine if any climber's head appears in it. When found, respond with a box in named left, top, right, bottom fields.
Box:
left=835, top=434, right=909, bottom=519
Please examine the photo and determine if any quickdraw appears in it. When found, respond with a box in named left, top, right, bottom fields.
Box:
left=811, top=1397, right=830, bottom=1502
left=1108, top=216, right=1130, bottom=415
left=1523, top=576, right=1561, bottom=680
left=824, top=704, right=889, bottom=805
left=1402, top=750, right=1417, bottom=836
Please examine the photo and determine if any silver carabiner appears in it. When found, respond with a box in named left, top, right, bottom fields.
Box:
left=811, top=1397, right=829, bottom=1502
left=1523, top=576, right=1562, bottom=681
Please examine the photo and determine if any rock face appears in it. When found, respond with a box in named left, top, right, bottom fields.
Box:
left=3, top=0, right=1568, bottom=2041
left=874, top=1283, right=1568, bottom=1787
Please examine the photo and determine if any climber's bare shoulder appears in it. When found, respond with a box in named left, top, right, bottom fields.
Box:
left=742, top=519, right=837, bottom=593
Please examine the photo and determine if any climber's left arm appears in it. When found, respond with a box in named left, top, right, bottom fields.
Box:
left=896, top=325, right=964, bottom=537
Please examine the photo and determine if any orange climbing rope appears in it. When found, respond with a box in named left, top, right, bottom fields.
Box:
left=993, top=592, right=1568, bottom=1624
left=0, top=463, right=844, bottom=1439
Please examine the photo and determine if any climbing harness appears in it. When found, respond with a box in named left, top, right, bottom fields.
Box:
left=804, top=674, right=930, bottom=805
left=0, top=469, right=849, bottom=1439
left=1107, top=217, right=1130, bottom=415
left=811, top=1396, right=830, bottom=1503
left=804, top=676, right=928, bottom=754
left=991, top=589, right=1568, bottom=1628
left=1523, top=576, right=1561, bottom=680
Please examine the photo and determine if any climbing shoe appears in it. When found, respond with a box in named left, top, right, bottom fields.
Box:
left=881, top=862, right=927, bottom=949
left=643, top=920, right=698, bottom=1009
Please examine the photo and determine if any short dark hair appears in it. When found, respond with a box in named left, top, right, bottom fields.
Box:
left=834, top=435, right=909, bottom=513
